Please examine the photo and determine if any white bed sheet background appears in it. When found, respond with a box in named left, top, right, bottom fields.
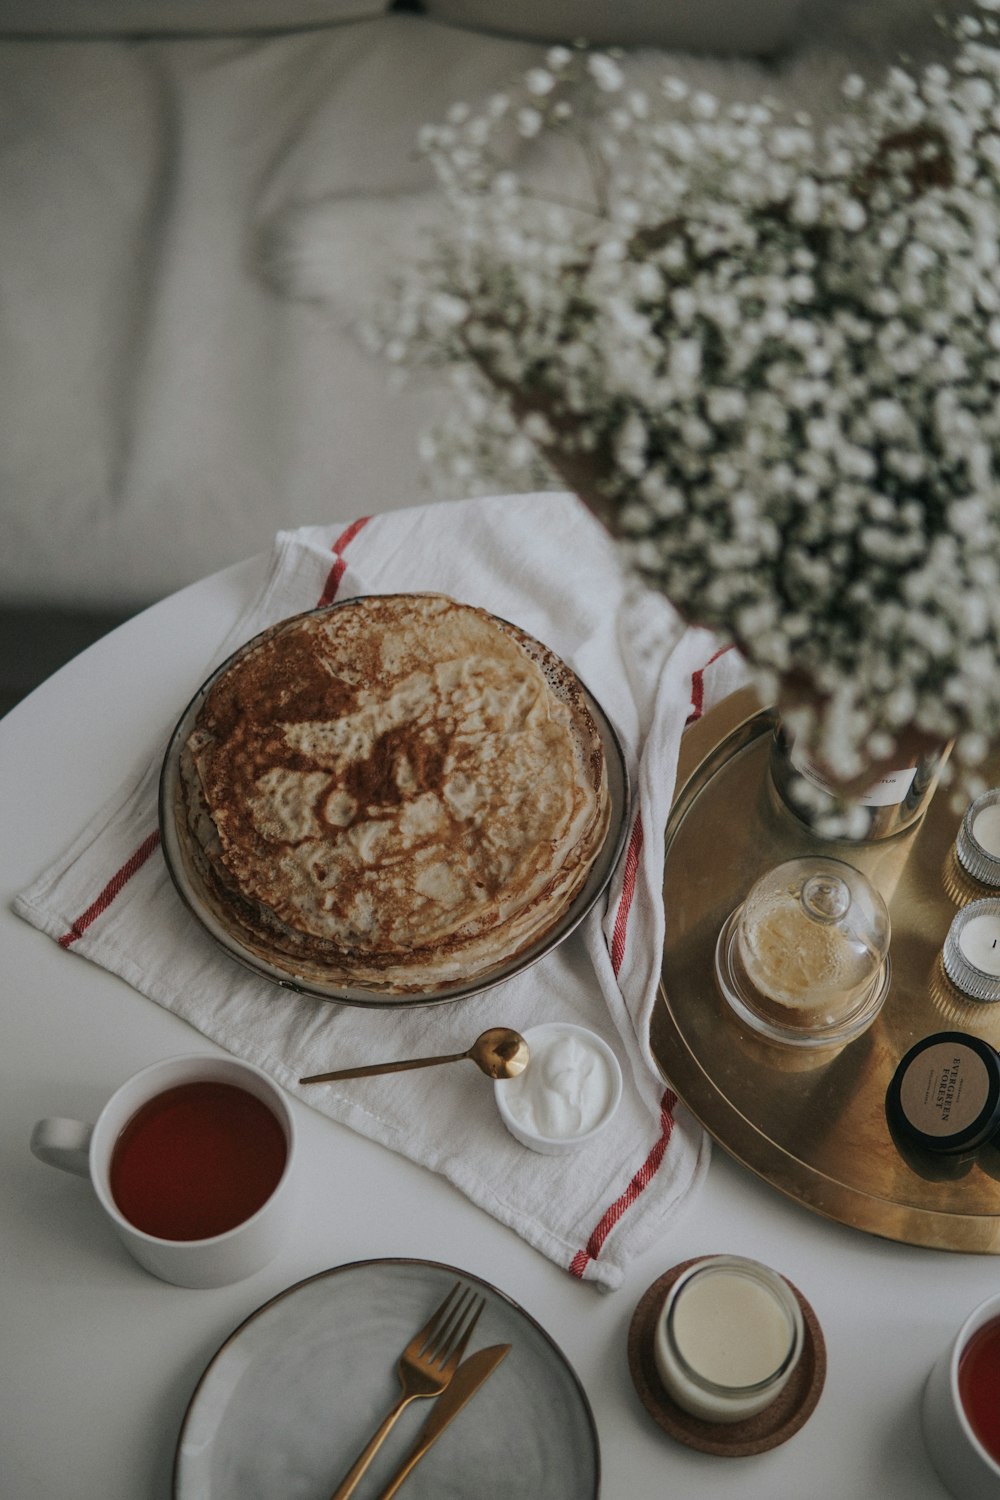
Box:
left=0, top=1, right=960, bottom=611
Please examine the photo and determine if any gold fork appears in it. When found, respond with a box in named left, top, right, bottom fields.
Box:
left=329, top=1281, right=485, bottom=1500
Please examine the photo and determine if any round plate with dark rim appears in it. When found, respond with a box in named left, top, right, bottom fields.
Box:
left=172, top=1257, right=600, bottom=1499
left=158, top=600, right=628, bottom=1008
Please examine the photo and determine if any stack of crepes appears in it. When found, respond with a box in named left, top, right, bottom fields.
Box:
left=177, top=592, right=611, bottom=993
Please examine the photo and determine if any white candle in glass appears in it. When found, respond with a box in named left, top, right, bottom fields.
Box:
left=957, top=791, right=1000, bottom=887
left=973, top=803, right=1000, bottom=859
left=959, top=914, right=1000, bottom=978
left=653, top=1257, right=804, bottom=1423
left=944, top=900, right=1000, bottom=1003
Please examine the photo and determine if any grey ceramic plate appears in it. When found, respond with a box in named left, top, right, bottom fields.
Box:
left=158, top=601, right=628, bottom=1008
left=173, top=1258, right=600, bottom=1499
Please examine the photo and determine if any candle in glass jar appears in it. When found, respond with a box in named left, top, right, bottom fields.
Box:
left=973, top=804, right=1000, bottom=859
left=944, top=900, right=1000, bottom=1003
left=653, top=1256, right=804, bottom=1423
left=886, top=1031, right=1000, bottom=1156
left=957, top=790, right=1000, bottom=887
left=960, top=915, right=1000, bottom=977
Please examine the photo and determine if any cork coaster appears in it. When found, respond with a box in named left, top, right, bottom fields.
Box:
left=627, top=1257, right=827, bottom=1457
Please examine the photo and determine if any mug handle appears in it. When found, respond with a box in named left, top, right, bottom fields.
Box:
left=30, top=1118, right=93, bottom=1177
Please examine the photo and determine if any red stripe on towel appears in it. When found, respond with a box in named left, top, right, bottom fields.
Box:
left=571, top=644, right=731, bottom=1277
left=609, top=816, right=643, bottom=977
left=59, top=519, right=372, bottom=948
left=569, top=1090, right=678, bottom=1279
left=58, top=829, right=162, bottom=947
left=687, top=643, right=733, bottom=725
left=317, top=516, right=370, bottom=606
left=568, top=809, right=674, bottom=1279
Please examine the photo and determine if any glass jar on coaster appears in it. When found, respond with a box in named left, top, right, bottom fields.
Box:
left=627, top=1255, right=827, bottom=1458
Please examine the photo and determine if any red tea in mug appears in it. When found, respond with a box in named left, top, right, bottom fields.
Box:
left=959, top=1314, right=1000, bottom=1464
left=109, top=1081, right=287, bottom=1241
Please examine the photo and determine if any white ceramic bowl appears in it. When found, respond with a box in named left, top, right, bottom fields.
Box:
left=493, top=1022, right=623, bottom=1155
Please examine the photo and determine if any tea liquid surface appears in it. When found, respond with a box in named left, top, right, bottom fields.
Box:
left=110, top=1080, right=286, bottom=1240
left=959, top=1315, right=1000, bottom=1465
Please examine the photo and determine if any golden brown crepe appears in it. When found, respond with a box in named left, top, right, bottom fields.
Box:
left=179, top=593, right=610, bottom=991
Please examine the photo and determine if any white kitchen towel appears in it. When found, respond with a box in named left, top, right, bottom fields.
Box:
left=14, top=492, right=748, bottom=1289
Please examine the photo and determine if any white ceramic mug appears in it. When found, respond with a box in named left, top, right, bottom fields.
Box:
left=922, top=1292, right=1000, bottom=1500
left=30, top=1053, right=298, bottom=1289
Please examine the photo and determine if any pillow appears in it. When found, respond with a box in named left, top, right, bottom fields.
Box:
left=0, top=1, right=390, bottom=35
left=420, top=0, right=805, bottom=55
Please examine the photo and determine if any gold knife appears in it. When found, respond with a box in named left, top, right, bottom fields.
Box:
left=373, top=1343, right=511, bottom=1500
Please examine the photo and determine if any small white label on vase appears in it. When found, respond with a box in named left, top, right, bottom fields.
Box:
left=958, top=913, right=1000, bottom=977
left=855, top=766, right=919, bottom=808
left=789, top=745, right=917, bottom=807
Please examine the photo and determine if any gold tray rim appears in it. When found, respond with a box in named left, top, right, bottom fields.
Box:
left=652, top=685, right=1000, bottom=1253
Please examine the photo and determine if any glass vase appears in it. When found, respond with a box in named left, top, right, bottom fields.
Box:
left=769, top=722, right=951, bottom=842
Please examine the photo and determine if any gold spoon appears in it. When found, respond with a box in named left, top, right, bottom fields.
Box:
left=299, top=1027, right=530, bottom=1085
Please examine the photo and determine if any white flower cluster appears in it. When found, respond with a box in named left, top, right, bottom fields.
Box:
left=375, top=9, right=1000, bottom=788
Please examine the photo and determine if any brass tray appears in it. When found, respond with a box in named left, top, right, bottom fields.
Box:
left=651, top=686, right=1000, bottom=1252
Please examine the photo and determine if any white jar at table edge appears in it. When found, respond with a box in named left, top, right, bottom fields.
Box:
left=493, top=1022, right=623, bottom=1155
left=653, top=1256, right=805, bottom=1424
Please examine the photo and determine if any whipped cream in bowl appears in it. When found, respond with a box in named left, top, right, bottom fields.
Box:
left=494, top=1022, right=623, bottom=1155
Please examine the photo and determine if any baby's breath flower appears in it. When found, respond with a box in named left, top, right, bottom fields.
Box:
left=373, top=8, right=1000, bottom=792
left=588, top=54, right=624, bottom=92
left=526, top=68, right=557, bottom=97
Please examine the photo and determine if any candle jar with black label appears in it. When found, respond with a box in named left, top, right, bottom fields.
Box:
left=886, top=1032, right=1000, bottom=1156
